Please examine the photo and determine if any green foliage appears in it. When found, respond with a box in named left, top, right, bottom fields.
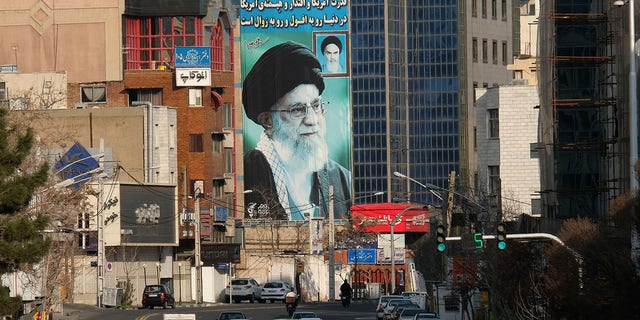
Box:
left=0, top=214, right=52, bottom=273
left=118, top=280, right=135, bottom=309
left=0, top=286, right=23, bottom=317
left=0, top=107, right=51, bottom=317
left=545, top=218, right=640, bottom=319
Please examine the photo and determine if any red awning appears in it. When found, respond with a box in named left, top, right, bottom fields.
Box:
left=211, top=90, right=224, bottom=109
left=350, top=203, right=429, bottom=233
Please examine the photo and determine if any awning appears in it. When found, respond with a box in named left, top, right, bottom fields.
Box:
left=350, top=203, right=429, bottom=233
left=211, top=90, right=224, bottom=109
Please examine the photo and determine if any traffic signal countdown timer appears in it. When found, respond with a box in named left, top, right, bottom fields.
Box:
left=496, top=223, right=507, bottom=250
left=436, top=225, right=446, bottom=252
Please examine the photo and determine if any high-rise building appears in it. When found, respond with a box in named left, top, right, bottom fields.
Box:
left=538, top=0, right=632, bottom=226
left=350, top=1, right=513, bottom=212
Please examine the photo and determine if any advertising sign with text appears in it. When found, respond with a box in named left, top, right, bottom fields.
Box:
left=241, top=0, right=352, bottom=221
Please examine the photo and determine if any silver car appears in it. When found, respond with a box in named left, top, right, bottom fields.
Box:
left=261, top=280, right=295, bottom=303
left=224, top=278, right=264, bottom=303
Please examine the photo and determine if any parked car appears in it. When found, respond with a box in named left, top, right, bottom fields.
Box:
left=224, top=278, right=264, bottom=303
left=290, top=311, right=319, bottom=319
left=262, top=280, right=295, bottom=303
left=376, top=295, right=404, bottom=320
left=385, top=300, right=417, bottom=320
left=141, top=284, right=175, bottom=309
left=217, top=311, right=247, bottom=320
left=396, top=307, right=425, bottom=320
left=413, top=312, right=439, bottom=319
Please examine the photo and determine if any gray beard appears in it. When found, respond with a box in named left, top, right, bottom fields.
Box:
left=271, top=117, right=329, bottom=172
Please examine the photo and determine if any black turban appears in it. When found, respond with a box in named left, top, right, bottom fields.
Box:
left=321, top=35, right=342, bottom=53
left=243, top=41, right=325, bottom=124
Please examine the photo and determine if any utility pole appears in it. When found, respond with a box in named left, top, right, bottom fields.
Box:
left=194, top=190, right=202, bottom=304
left=446, top=171, right=456, bottom=236
left=328, top=185, right=335, bottom=301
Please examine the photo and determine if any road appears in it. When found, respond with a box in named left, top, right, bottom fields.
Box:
left=60, top=300, right=377, bottom=320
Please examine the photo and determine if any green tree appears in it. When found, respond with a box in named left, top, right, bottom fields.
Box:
left=0, top=107, right=51, bottom=314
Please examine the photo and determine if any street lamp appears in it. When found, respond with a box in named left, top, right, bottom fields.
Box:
left=193, top=188, right=204, bottom=304
left=142, top=264, right=147, bottom=286
left=393, top=171, right=444, bottom=201
left=390, top=205, right=423, bottom=295
left=177, top=262, right=182, bottom=304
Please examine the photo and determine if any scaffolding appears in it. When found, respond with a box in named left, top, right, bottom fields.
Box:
left=538, top=0, right=627, bottom=225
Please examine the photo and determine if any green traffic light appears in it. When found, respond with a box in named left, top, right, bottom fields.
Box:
left=437, top=243, right=446, bottom=252
left=498, top=241, right=507, bottom=250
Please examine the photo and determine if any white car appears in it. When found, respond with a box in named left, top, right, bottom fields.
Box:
left=224, top=278, right=264, bottom=303
left=261, top=280, right=295, bottom=303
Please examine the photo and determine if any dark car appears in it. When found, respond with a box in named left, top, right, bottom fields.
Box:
left=142, top=284, right=175, bottom=309
left=217, top=311, right=247, bottom=320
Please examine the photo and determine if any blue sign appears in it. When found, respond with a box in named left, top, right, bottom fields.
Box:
left=214, top=206, right=228, bottom=222
left=54, top=142, right=100, bottom=189
left=347, top=248, right=376, bottom=264
left=174, top=47, right=211, bottom=68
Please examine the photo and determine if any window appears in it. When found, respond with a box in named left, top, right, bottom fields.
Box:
left=492, top=40, right=498, bottom=64
left=189, top=88, right=202, bottom=106
left=482, top=0, right=487, bottom=18
left=502, top=41, right=508, bottom=65
left=473, top=82, right=478, bottom=102
left=488, top=166, right=500, bottom=195
left=125, top=16, right=203, bottom=70
left=209, top=19, right=234, bottom=71
left=482, top=39, right=488, bottom=63
left=129, top=88, right=163, bottom=105
left=212, top=179, right=224, bottom=198
left=501, top=0, right=507, bottom=20
left=81, top=86, right=107, bottom=103
left=191, top=180, right=204, bottom=198
left=472, top=0, right=477, bottom=17
left=0, top=82, right=6, bottom=100
left=0, top=82, right=6, bottom=108
left=211, top=132, right=224, bottom=153
left=472, top=38, right=478, bottom=62
left=169, top=124, right=176, bottom=149
left=189, top=134, right=203, bottom=152
left=224, top=149, right=233, bottom=173
left=223, top=103, right=232, bottom=128
left=491, top=0, right=497, bottom=19
left=488, top=109, right=499, bottom=138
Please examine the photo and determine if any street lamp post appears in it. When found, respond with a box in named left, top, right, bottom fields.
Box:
left=328, top=185, right=336, bottom=302
left=142, top=264, right=147, bottom=286
left=390, top=205, right=423, bottom=295
left=177, top=262, right=182, bottom=304
left=193, top=189, right=203, bottom=304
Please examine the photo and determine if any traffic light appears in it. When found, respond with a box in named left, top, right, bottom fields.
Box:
left=436, top=224, right=446, bottom=252
left=497, top=223, right=507, bottom=250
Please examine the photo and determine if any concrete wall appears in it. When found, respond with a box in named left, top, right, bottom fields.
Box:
left=0, top=0, right=124, bottom=83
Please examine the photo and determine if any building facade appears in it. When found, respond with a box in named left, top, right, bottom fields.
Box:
left=350, top=0, right=514, bottom=220
left=538, top=0, right=632, bottom=227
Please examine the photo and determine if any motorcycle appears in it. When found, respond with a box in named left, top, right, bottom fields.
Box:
left=285, top=291, right=298, bottom=316
left=340, top=293, right=351, bottom=308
